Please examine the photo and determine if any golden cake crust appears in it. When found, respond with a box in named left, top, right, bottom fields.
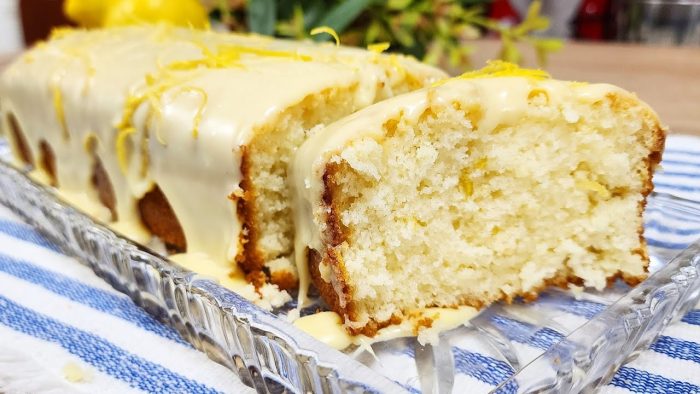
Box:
left=91, top=155, right=118, bottom=221
left=137, top=185, right=187, bottom=253
left=234, top=146, right=277, bottom=288
left=7, top=113, right=33, bottom=166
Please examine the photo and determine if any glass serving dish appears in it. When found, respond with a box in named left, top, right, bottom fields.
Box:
left=1, top=138, right=699, bottom=394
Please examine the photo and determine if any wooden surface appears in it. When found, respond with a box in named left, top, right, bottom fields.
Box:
left=2, top=39, right=699, bottom=134
left=470, top=40, right=700, bottom=135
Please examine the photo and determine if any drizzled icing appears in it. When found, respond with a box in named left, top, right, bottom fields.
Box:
left=0, top=25, right=445, bottom=308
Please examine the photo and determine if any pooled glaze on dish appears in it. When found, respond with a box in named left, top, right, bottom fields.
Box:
left=293, top=306, right=478, bottom=349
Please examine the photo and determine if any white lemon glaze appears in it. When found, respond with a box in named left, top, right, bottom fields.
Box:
left=0, top=26, right=445, bottom=307
left=293, top=306, right=478, bottom=350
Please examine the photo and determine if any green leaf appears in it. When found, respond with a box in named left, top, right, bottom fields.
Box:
left=515, top=0, right=549, bottom=34
left=276, top=5, right=305, bottom=38
left=499, top=40, right=522, bottom=64
left=423, top=39, right=443, bottom=65
left=448, top=45, right=462, bottom=68
left=247, top=0, right=277, bottom=35
left=365, top=20, right=382, bottom=44
left=528, top=16, right=550, bottom=31
left=436, top=19, right=450, bottom=36
left=533, top=38, right=563, bottom=66
left=316, top=0, right=372, bottom=34
left=387, top=0, right=412, bottom=10
left=534, top=38, right=563, bottom=52
left=399, top=11, right=420, bottom=28
left=525, top=0, right=542, bottom=22
left=392, top=24, right=416, bottom=47
left=302, top=0, right=326, bottom=29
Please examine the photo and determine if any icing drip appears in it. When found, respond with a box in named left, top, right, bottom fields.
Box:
left=293, top=307, right=478, bottom=350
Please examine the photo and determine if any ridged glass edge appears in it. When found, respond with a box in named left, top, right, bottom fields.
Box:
left=3, top=153, right=699, bottom=394
left=494, top=192, right=700, bottom=393
left=0, top=160, right=403, bottom=394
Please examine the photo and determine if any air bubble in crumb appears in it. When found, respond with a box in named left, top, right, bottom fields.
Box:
left=63, top=361, right=91, bottom=383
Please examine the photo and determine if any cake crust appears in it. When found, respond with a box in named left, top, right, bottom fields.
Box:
left=7, top=113, right=33, bottom=166
left=138, top=185, right=187, bottom=253
left=235, top=146, right=269, bottom=288
left=91, top=155, right=118, bottom=221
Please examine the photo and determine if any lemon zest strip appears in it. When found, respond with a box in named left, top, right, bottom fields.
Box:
left=433, top=60, right=550, bottom=87
left=310, top=26, right=340, bottom=46
left=367, top=42, right=390, bottom=53
left=51, top=82, right=69, bottom=139
left=217, top=44, right=312, bottom=62
left=116, top=127, right=136, bottom=173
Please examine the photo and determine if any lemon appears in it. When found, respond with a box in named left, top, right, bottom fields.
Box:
left=103, top=0, right=209, bottom=28
left=64, top=0, right=116, bottom=28
left=64, top=0, right=209, bottom=29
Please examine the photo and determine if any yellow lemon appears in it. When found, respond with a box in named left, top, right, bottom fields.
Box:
left=64, top=0, right=116, bottom=28
left=103, top=0, right=209, bottom=29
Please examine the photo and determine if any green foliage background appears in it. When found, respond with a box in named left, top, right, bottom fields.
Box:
left=213, top=0, right=562, bottom=72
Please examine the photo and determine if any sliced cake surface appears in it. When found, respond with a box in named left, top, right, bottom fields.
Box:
left=0, top=26, right=445, bottom=307
left=291, top=63, right=666, bottom=335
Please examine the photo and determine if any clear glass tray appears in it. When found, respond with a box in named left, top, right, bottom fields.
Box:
left=1, top=139, right=699, bottom=394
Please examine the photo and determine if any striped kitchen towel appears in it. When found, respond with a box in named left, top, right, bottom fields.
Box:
left=0, top=134, right=698, bottom=394
left=0, top=203, right=252, bottom=393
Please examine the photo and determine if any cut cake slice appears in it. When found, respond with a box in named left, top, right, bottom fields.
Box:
left=291, top=62, right=666, bottom=335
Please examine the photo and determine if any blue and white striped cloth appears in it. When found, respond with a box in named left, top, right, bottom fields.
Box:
left=0, top=209, right=251, bottom=393
left=0, top=134, right=699, bottom=394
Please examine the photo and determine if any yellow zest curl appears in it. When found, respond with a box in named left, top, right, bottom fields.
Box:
left=116, top=127, right=136, bottom=173
left=434, top=60, right=550, bottom=87
left=51, top=83, right=69, bottom=139
left=458, top=60, right=549, bottom=81
left=368, top=42, right=390, bottom=53
left=310, top=26, right=340, bottom=46
left=218, top=44, right=312, bottom=62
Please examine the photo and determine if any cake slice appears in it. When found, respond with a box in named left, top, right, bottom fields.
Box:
left=291, top=62, right=666, bottom=335
left=0, top=26, right=446, bottom=307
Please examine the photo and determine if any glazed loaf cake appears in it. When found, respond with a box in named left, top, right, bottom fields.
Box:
left=0, top=26, right=446, bottom=307
left=291, top=63, right=666, bottom=335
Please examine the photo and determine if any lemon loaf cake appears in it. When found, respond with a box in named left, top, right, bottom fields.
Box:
left=0, top=26, right=446, bottom=307
left=291, top=63, right=666, bottom=335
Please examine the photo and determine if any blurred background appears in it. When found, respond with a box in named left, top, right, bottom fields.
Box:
left=2, top=0, right=699, bottom=55
left=0, top=0, right=698, bottom=132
